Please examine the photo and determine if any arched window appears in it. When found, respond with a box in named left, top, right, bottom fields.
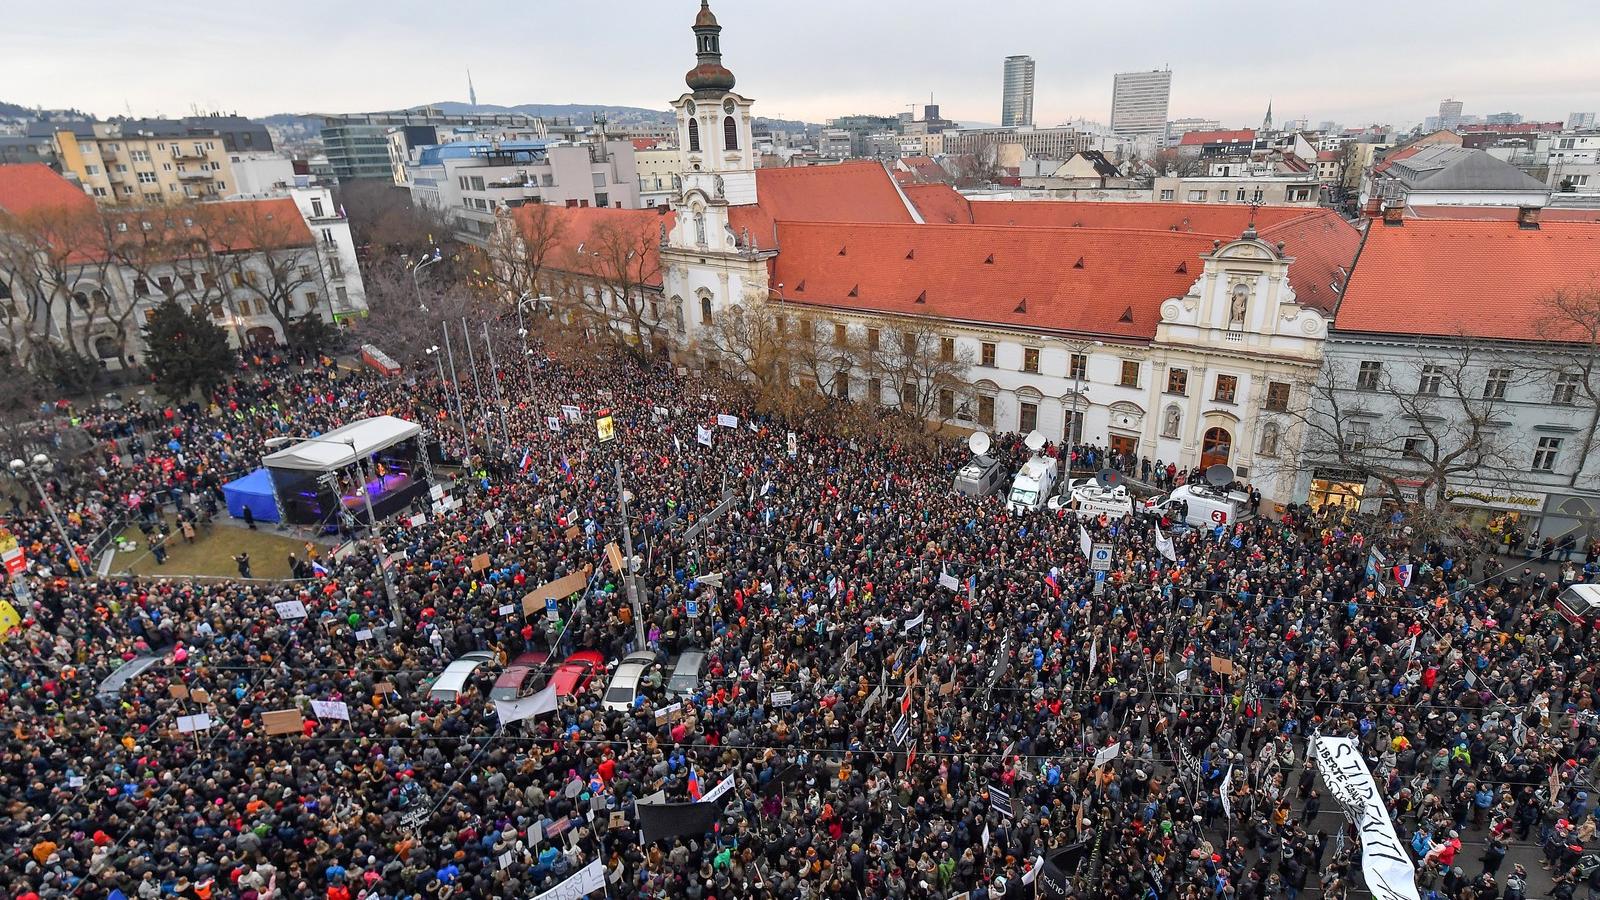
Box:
left=723, top=116, right=739, bottom=151
left=673, top=296, right=685, bottom=333
left=687, top=119, right=700, bottom=153
left=699, top=294, right=713, bottom=326
left=1258, top=421, right=1281, bottom=457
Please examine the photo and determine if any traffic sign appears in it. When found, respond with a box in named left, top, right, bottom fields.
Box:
left=686, top=599, right=701, bottom=618
left=1089, top=543, right=1113, bottom=572
left=1093, top=570, right=1107, bottom=596
left=545, top=597, right=559, bottom=621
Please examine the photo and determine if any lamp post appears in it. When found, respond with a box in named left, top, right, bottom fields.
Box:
left=424, top=345, right=468, bottom=451
left=410, top=248, right=443, bottom=311
left=1060, top=338, right=1104, bottom=448
left=264, top=435, right=402, bottom=629
left=8, top=454, right=80, bottom=578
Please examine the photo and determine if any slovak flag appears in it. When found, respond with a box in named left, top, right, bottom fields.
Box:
left=686, top=767, right=702, bottom=801
left=311, top=561, right=329, bottom=578
left=519, top=448, right=532, bottom=473
left=1392, top=564, right=1413, bottom=589
left=559, top=456, right=573, bottom=481
left=1043, top=569, right=1061, bottom=598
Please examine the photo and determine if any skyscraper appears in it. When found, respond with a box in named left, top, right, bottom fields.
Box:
left=1002, top=56, right=1035, bottom=127
left=1110, top=69, right=1172, bottom=144
left=1438, top=98, right=1464, bottom=130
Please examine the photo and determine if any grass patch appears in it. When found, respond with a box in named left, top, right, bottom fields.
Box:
left=110, top=520, right=315, bottom=580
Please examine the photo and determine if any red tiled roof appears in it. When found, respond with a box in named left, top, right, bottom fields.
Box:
left=902, top=184, right=973, bottom=224
left=529, top=204, right=675, bottom=288
left=967, top=200, right=1312, bottom=233
left=1178, top=129, right=1255, bottom=146
left=771, top=222, right=1224, bottom=340
left=1335, top=219, right=1600, bottom=341
left=1255, top=212, right=1361, bottom=314
left=728, top=161, right=914, bottom=247
left=0, top=163, right=95, bottom=216
left=1316, top=150, right=1341, bottom=162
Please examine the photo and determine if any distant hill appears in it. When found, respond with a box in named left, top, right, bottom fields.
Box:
left=0, top=100, right=95, bottom=121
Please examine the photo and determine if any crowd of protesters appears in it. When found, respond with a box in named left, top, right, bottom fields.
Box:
left=2, top=336, right=1599, bottom=900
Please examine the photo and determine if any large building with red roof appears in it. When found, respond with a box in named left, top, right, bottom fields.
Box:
left=1304, top=211, right=1600, bottom=534
left=519, top=2, right=1371, bottom=505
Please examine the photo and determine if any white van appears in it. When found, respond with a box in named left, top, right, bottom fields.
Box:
left=1048, top=479, right=1135, bottom=519
left=1555, top=583, right=1600, bottom=627
left=1007, top=456, right=1058, bottom=513
left=1144, top=484, right=1254, bottom=529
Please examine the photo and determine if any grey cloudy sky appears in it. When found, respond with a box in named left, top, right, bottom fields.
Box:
left=7, top=0, right=1598, bottom=127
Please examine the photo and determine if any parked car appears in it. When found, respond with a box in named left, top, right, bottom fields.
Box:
left=489, top=650, right=550, bottom=701
left=603, top=651, right=660, bottom=711
left=428, top=651, right=495, bottom=703
left=550, top=650, right=606, bottom=697
left=666, top=650, right=708, bottom=698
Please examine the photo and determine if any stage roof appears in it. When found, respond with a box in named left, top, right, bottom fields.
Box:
left=261, top=416, right=422, bottom=472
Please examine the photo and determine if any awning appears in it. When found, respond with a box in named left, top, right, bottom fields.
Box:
left=261, top=416, right=422, bottom=472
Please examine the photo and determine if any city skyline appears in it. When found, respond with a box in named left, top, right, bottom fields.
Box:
left=5, top=0, right=1598, bottom=129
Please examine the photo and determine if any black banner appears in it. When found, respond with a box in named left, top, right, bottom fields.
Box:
left=637, top=801, right=719, bottom=843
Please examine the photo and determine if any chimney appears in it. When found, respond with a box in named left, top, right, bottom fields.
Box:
left=1381, top=204, right=1405, bottom=226
left=1516, top=206, right=1541, bottom=229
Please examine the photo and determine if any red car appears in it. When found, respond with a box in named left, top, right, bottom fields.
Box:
left=490, top=650, right=550, bottom=701
left=550, top=650, right=606, bottom=696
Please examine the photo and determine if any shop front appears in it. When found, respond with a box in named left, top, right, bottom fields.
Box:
left=1308, top=467, right=1365, bottom=512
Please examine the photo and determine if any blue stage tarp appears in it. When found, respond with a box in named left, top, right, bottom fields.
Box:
left=221, top=468, right=280, bottom=523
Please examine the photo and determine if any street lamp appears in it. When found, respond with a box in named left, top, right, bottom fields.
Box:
left=424, top=345, right=468, bottom=450
left=264, top=434, right=402, bottom=628
left=8, top=454, right=80, bottom=578
left=410, top=247, right=443, bottom=312
left=1058, top=338, right=1104, bottom=447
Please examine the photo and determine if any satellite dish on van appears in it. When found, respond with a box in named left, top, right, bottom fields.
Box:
left=1023, top=430, right=1047, bottom=453
left=968, top=431, right=992, bottom=457
left=1204, top=464, right=1235, bottom=489
left=1095, top=468, right=1123, bottom=490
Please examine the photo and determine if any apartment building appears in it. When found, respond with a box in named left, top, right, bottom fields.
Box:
left=55, top=124, right=239, bottom=205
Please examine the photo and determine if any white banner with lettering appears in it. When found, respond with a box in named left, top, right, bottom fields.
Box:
left=529, top=858, right=605, bottom=900
left=1311, top=734, right=1421, bottom=900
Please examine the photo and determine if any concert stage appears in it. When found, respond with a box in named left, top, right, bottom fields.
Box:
left=262, top=416, right=433, bottom=528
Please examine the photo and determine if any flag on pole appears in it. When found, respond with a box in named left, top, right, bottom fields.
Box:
left=519, top=447, right=532, bottom=473
left=1088, top=636, right=1098, bottom=671
left=1154, top=523, right=1177, bottom=563
left=311, top=561, right=329, bottom=578
left=559, top=456, right=573, bottom=481
left=1043, top=569, right=1061, bottom=597
left=1078, top=523, right=1093, bottom=561
left=686, top=768, right=702, bottom=801
left=1220, top=766, right=1234, bottom=819
left=1392, top=564, right=1413, bottom=589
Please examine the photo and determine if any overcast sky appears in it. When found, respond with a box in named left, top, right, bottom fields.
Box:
left=7, top=0, right=1597, bottom=128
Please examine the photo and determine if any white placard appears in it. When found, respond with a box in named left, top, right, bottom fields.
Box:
left=529, top=859, right=605, bottom=900
left=699, top=772, right=737, bottom=805
left=484, top=510, right=498, bottom=529
left=493, top=684, right=559, bottom=724
left=696, top=425, right=713, bottom=447
left=902, top=611, right=925, bottom=632
left=430, top=484, right=445, bottom=501
left=311, top=699, right=350, bottom=721
left=176, top=713, right=214, bottom=733
left=1094, top=741, right=1121, bottom=767
left=68, top=775, right=85, bottom=788
left=770, top=689, right=794, bottom=707
left=274, top=600, right=308, bottom=620
left=938, top=571, right=959, bottom=591
left=561, top=405, right=582, bottom=424
left=717, top=414, right=738, bottom=428
left=354, top=629, right=374, bottom=641
left=499, top=603, right=515, bottom=616
left=1311, top=734, right=1421, bottom=900
left=547, top=416, right=562, bottom=432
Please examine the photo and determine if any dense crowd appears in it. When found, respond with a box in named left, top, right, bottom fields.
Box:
left=2, top=337, right=1598, bottom=900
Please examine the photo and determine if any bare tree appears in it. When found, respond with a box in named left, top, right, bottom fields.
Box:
left=578, top=215, right=664, bottom=353
left=339, top=179, right=450, bottom=257
left=0, top=201, right=119, bottom=388
left=1149, top=148, right=1210, bottom=178
left=472, top=205, right=568, bottom=304
left=1287, top=342, right=1528, bottom=511
left=1538, top=276, right=1600, bottom=488
left=700, top=288, right=796, bottom=401
left=358, top=260, right=495, bottom=365
left=104, top=202, right=238, bottom=351
left=858, top=316, right=974, bottom=430
left=208, top=200, right=321, bottom=338
left=951, top=144, right=1005, bottom=189
left=785, top=308, right=866, bottom=403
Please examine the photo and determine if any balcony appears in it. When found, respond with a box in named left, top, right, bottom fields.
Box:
left=177, top=169, right=213, bottom=181
left=170, top=147, right=207, bottom=161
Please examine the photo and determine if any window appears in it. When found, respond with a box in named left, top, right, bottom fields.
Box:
left=939, top=337, right=955, bottom=362
left=867, top=377, right=881, bottom=404
left=336, top=286, right=348, bottom=306
left=1187, top=190, right=1206, bottom=202
left=1069, top=353, right=1087, bottom=381
left=305, top=291, right=319, bottom=310
left=1553, top=372, right=1581, bottom=405
left=1265, top=381, right=1290, bottom=411
left=133, top=277, right=149, bottom=298
left=469, top=176, right=485, bottom=191
left=1345, top=421, right=1370, bottom=452
left=833, top=323, right=847, bottom=345
left=1259, top=422, right=1281, bottom=457
left=129, top=150, right=150, bottom=162
left=1118, top=360, right=1139, bottom=387
left=202, top=272, right=217, bottom=289
left=1166, top=367, right=1188, bottom=395
left=723, top=116, right=739, bottom=151
left=1214, top=374, right=1238, bottom=403
left=592, top=172, right=607, bottom=188
left=1356, top=360, right=1382, bottom=391
left=700, top=295, right=713, bottom=326
left=311, top=198, right=324, bottom=217
left=939, top=388, right=955, bottom=418
left=1533, top=436, right=1563, bottom=472
left=1022, top=347, right=1040, bottom=373
left=1483, top=368, right=1512, bottom=400
left=902, top=382, right=917, bottom=408
left=594, top=193, right=609, bottom=208
left=1019, top=401, right=1038, bottom=433
left=158, top=275, right=173, bottom=293
left=1417, top=364, right=1444, bottom=396
left=1159, top=189, right=1175, bottom=201
left=1251, top=188, right=1265, bottom=203
left=834, top=368, right=849, bottom=399
left=1236, top=189, right=1246, bottom=202
left=688, top=119, right=700, bottom=152
left=866, top=327, right=880, bottom=351
left=980, top=342, right=996, bottom=367
left=136, top=171, right=158, bottom=184
left=1403, top=436, right=1429, bottom=459
left=977, top=395, right=995, bottom=427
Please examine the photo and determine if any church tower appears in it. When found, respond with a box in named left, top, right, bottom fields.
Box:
left=668, top=1, right=758, bottom=257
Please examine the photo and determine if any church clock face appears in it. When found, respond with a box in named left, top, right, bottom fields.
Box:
left=723, top=99, right=736, bottom=114
left=686, top=100, right=697, bottom=115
